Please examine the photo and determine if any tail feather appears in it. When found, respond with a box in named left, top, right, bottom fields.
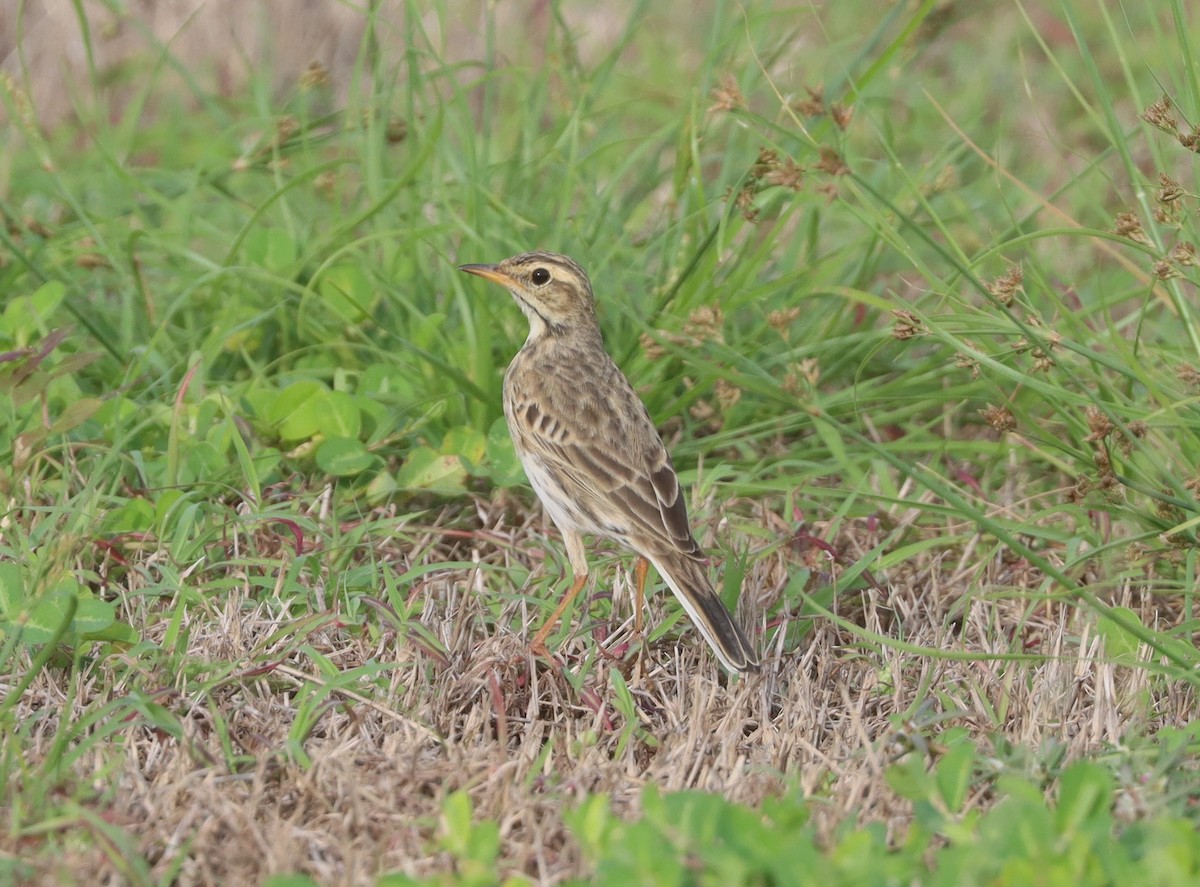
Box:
left=644, top=550, right=759, bottom=673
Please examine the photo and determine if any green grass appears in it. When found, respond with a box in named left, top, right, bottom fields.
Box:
left=3, top=1, right=1200, bottom=884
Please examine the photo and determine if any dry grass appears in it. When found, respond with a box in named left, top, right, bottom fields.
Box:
left=6, top=486, right=1193, bottom=885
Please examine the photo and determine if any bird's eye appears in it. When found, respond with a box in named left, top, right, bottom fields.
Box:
left=531, top=268, right=551, bottom=286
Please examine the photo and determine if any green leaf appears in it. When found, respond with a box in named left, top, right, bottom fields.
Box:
left=373, top=875, right=423, bottom=887
left=270, top=381, right=329, bottom=442
left=180, top=440, right=231, bottom=484
left=886, top=755, right=935, bottom=803
left=73, top=595, right=116, bottom=636
left=366, top=470, right=400, bottom=504
left=315, top=436, right=375, bottom=476
left=1, top=281, right=67, bottom=338
left=409, top=312, right=447, bottom=352
left=269, top=383, right=363, bottom=443
left=83, top=621, right=140, bottom=645
left=2, top=574, right=128, bottom=648
left=103, top=497, right=157, bottom=534
left=260, top=876, right=321, bottom=887
left=318, top=263, right=376, bottom=324
left=444, top=425, right=487, bottom=472
left=29, top=280, right=68, bottom=317
left=356, top=392, right=399, bottom=443
left=465, top=819, right=500, bottom=867
left=321, top=390, right=362, bottom=439
left=935, top=733, right=976, bottom=814
left=1055, top=761, right=1112, bottom=836
left=242, top=227, right=297, bottom=272
left=485, top=417, right=525, bottom=487
left=567, top=793, right=616, bottom=853
left=395, top=446, right=466, bottom=494
left=360, top=362, right=417, bottom=401
left=1097, top=606, right=1142, bottom=664
left=91, top=395, right=141, bottom=430
left=440, top=790, right=473, bottom=856
left=24, top=589, right=78, bottom=645
left=0, top=561, right=25, bottom=618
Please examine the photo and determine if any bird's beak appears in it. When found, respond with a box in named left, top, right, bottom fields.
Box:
left=458, top=263, right=515, bottom=287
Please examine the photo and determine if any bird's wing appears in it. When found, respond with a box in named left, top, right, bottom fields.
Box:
left=509, top=353, right=703, bottom=558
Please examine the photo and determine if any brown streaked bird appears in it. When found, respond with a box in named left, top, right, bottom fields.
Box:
left=458, top=251, right=759, bottom=673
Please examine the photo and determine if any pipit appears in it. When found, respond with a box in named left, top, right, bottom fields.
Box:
left=459, top=251, right=759, bottom=673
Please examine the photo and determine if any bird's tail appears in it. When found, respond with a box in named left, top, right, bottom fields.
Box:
left=644, top=550, right=759, bottom=673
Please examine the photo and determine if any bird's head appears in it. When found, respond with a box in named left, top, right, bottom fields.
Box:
left=459, top=251, right=598, bottom=340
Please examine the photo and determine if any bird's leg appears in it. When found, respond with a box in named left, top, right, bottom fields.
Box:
left=631, top=556, right=652, bottom=680
left=633, top=556, right=649, bottom=638
left=530, top=572, right=588, bottom=657
left=530, top=530, right=589, bottom=659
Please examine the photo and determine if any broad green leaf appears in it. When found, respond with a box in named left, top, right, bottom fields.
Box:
left=321, top=390, right=362, bottom=439
left=92, top=395, right=141, bottom=429
left=84, top=621, right=140, bottom=645
left=886, top=756, right=936, bottom=803
left=242, top=227, right=297, bottom=272
left=318, top=263, right=376, bottom=324
left=1, top=281, right=67, bottom=339
left=366, top=470, right=400, bottom=504
left=396, top=446, right=466, bottom=493
left=270, top=381, right=328, bottom=441
left=373, top=875, right=423, bottom=887
left=354, top=392, right=397, bottom=443
left=440, top=790, right=473, bottom=856
left=316, top=436, right=375, bottom=476
left=29, top=280, right=67, bottom=317
left=23, top=589, right=77, bottom=645
left=485, top=417, right=524, bottom=487
left=270, top=383, right=362, bottom=443
left=935, top=733, right=976, bottom=814
left=1056, top=761, right=1112, bottom=835
left=260, top=876, right=321, bottom=887
left=409, top=312, right=447, bottom=352
left=1097, top=606, right=1143, bottom=665
left=443, top=425, right=487, bottom=471
left=73, top=596, right=117, bottom=635
left=0, top=562, right=26, bottom=617
left=360, top=362, right=417, bottom=401
left=103, top=497, right=157, bottom=534
left=181, top=440, right=231, bottom=483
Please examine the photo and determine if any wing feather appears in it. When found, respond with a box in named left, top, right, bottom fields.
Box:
left=505, top=347, right=704, bottom=559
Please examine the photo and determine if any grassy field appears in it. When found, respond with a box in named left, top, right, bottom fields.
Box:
left=3, top=1, right=1200, bottom=884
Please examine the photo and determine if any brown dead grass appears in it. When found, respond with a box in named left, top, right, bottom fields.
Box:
left=5, top=490, right=1195, bottom=885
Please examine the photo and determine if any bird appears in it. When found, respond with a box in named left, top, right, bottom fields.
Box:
left=458, top=251, right=759, bottom=673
